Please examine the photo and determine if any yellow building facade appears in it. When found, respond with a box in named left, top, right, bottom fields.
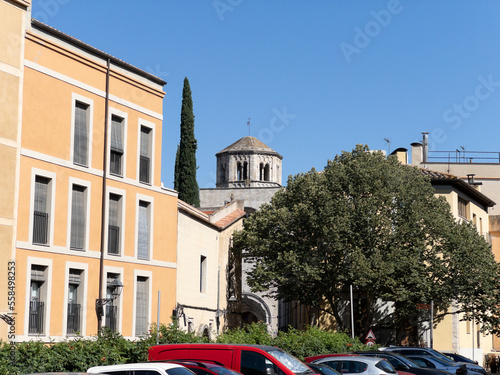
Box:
left=1, top=4, right=180, bottom=341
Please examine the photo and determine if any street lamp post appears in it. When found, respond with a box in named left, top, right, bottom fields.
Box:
left=95, top=279, right=123, bottom=320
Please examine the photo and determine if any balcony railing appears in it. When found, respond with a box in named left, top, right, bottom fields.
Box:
left=33, top=211, right=48, bottom=244
left=427, top=150, right=500, bottom=164
left=67, top=303, right=81, bottom=334
left=105, top=305, right=117, bottom=332
left=29, top=301, right=44, bottom=334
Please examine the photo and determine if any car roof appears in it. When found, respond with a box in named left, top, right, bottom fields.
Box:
left=305, top=354, right=359, bottom=362
left=310, top=356, right=386, bottom=364
left=87, top=362, right=185, bottom=373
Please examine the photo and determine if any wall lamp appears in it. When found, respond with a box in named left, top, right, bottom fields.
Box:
left=95, top=279, right=123, bottom=316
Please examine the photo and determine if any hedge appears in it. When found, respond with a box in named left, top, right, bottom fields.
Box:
left=0, top=321, right=369, bottom=374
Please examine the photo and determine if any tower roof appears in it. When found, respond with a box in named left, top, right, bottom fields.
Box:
left=216, top=136, right=283, bottom=159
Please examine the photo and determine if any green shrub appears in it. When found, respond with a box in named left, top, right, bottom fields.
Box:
left=0, top=322, right=369, bottom=373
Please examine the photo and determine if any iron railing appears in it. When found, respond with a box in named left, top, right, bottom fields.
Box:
left=67, top=303, right=81, bottom=334
left=29, top=301, right=44, bottom=334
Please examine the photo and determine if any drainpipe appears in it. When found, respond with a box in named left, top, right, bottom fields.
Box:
left=97, top=57, right=111, bottom=332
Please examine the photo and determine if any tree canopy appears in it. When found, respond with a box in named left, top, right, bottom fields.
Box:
left=232, top=145, right=500, bottom=342
left=174, top=77, right=200, bottom=207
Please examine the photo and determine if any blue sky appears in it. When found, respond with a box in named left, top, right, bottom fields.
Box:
left=32, top=0, right=500, bottom=189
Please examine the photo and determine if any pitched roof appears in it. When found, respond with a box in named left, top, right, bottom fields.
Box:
left=419, top=168, right=495, bottom=208
left=216, top=136, right=283, bottom=159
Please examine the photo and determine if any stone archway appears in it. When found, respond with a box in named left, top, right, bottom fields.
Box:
left=241, top=292, right=272, bottom=329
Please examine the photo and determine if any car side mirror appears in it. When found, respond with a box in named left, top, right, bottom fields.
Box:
left=266, top=368, right=277, bottom=375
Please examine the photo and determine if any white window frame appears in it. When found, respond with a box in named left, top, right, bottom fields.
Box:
left=29, top=168, right=56, bottom=247
left=24, top=257, right=53, bottom=337
left=135, top=194, right=154, bottom=260
left=137, top=118, right=155, bottom=185
left=101, top=266, right=124, bottom=333
left=66, top=177, right=91, bottom=251
left=62, top=262, right=88, bottom=336
left=70, top=93, right=94, bottom=168
left=105, top=186, right=126, bottom=257
left=107, top=108, right=128, bottom=178
left=132, top=269, right=152, bottom=338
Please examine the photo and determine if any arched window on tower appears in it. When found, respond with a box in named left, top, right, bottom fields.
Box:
left=243, top=161, right=248, bottom=181
left=259, top=163, right=264, bottom=181
left=264, top=164, right=270, bottom=181
left=237, top=162, right=242, bottom=181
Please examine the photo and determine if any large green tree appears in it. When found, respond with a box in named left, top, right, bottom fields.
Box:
left=233, top=145, right=500, bottom=341
left=174, top=77, right=200, bottom=207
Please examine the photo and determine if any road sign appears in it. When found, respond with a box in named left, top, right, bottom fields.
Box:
left=365, top=330, right=376, bottom=341
left=417, top=304, right=431, bottom=310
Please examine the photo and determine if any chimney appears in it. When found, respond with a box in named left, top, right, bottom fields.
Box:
left=422, top=132, right=429, bottom=163
left=411, top=142, right=423, bottom=165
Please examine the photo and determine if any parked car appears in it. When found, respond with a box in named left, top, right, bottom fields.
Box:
left=87, top=362, right=196, bottom=375
left=404, top=355, right=466, bottom=375
left=354, top=351, right=453, bottom=375
left=380, top=347, right=486, bottom=375
left=304, top=355, right=398, bottom=375
left=440, top=353, right=478, bottom=366
left=305, top=363, right=341, bottom=375
left=159, top=360, right=243, bottom=375
left=148, top=344, right=317, bottom=375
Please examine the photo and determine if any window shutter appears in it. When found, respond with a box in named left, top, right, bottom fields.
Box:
left=135, top=276, right=149, bottom=336
left=137, top=201, right=150, bottom=259
left=70, top=185, right=86, bottom=250
left=110, top=116, right=123, bottom=152
left=73, top=102, right=88, bottom=166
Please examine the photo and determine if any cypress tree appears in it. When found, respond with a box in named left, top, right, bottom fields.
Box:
left=174, top=77, right=200, bottom=207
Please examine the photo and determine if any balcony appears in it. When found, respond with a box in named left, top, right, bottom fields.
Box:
left=105, top=305, right=117, bottom=332
left=29, top=301, right=44, bottom=334
left=67, top=303, right=81, bottom=334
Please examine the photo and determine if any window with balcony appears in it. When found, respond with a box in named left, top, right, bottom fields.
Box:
left=29, top=265, right=47, bottom=334
left=110, top=115, right=124, bottom=176
left=70, top=184, right=87, bottom=250
left=67, top=269, right=83, bottom=335
left=104, top=273, right=120, bottom=332
left=135, top=276, right=149, bottom=336
left=33, top=176, right=51, bottom=245
left=139, top=126, right=152, bottom=184
left=73, top=101, right=90, bottom=166
left=137, top=200, right=151, bottom=260
left=108, top=193, right=122, bottom=255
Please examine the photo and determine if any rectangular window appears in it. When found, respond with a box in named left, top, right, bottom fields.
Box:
left=135, top=276, right=149, bottom=336
left=73, top=101, right=89, bottom=166
left=139, top=126, right=152, bottom=184
left=108, top=193, right=122, bottom=255
left=200, top=255, right=207, bottom=293
left=105, top=273, right=120, bottom=332
left=458, top=197, right=469, bottom=220
left=33, top=176, right=51, bottom=245
left=67, top=269, right=82, bottom=335
left=110, top=115, right=124, bottom=176
left=137, top=201, right=150, bottom=260
left=70, top=184, right=87, bottom=250
left=29, top=265, right=47, bottom=334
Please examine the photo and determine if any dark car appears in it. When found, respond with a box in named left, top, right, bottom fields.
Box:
left=381, top=347, right=486, bottom=375
left=441, top=353, right=478, bottom=366
left=306, top=363, right=342, bottom=375
left=354, top=351, right=453, bottom=375
left=160, top=360, right=244, bottom=375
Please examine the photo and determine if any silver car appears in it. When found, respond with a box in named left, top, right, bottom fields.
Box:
left=307, top=355, right=398, bottom=375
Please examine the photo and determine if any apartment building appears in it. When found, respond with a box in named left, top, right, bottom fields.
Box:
left=1, top=0, right=181, bottom=341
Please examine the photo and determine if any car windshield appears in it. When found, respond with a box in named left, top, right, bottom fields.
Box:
left=393, top=356, right=421, bottom=368
left=308, top=364, right=340, bottom=375
left=427, top=349, right=458, bottom=363
left=414, top=357, right=456, bottom=367
left=268, top=349, right=313, bottom=375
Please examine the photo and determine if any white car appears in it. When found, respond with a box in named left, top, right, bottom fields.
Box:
left=87, top=362, right=196, bottom=375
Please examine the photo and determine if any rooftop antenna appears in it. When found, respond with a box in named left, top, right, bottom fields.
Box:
left=247, top=118, right=251, bottom=137
left=384, top=138, right=391, bottom=155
